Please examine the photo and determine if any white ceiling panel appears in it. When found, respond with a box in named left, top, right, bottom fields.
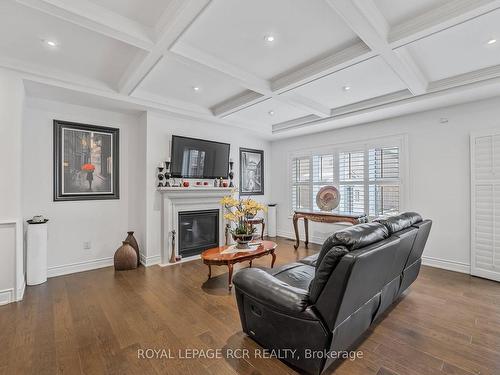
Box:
left=397, top=8, right=500, bottom=82
left=289, top=57, right=407, bottom=109
left=178, top=0, right=360, bottom=80
left=224, top=98, right=310, bottom=128
left=135, top=54, right=249, bottom=108
left=374, top=0, right=451, bottom=26
left=88, top=0, right=171, bottom=27
left=0, top=1, right=141, bottom=87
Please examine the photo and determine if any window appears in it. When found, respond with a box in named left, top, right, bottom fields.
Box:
left=290, top=139, right=403, bottom=218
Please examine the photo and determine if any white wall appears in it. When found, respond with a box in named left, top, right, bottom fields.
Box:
left=0, top=68, right=24, bottom=304
left=271, top=96, right=500, bottom=274
left=22, top=98, right=143, bottom=276
left=144, top=111, right=272, bottom=264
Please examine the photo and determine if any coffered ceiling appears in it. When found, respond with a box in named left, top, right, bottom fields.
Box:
left=2, top=0, right=500, bottom=139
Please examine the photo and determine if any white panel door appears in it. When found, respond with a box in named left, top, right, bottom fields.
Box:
left=471, top=132, right=500, bottom=281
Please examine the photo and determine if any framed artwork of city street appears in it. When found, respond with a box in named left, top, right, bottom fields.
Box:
left=53, top=120, right=119, bottom=201
left=239, top=148, right=264, bottom=196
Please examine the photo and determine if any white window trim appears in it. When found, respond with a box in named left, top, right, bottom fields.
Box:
left=287, top=134, right=409, bottom=218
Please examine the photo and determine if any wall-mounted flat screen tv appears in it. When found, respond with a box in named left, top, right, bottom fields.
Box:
left=171, top=135, right=230, bottom=179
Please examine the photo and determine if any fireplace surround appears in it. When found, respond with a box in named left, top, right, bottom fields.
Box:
left=158, top=187, right=232, bottom=265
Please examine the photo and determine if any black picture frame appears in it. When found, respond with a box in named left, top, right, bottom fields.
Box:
left=239, top=148, right=264, bottom=196
left=53, top=120, right=119, bottom=201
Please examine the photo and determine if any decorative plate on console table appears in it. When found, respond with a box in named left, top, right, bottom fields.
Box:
left=316, top=186, right=340, bottom=211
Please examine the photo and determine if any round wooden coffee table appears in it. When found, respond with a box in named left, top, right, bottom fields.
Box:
left=201, top=240, right=277, bottom=291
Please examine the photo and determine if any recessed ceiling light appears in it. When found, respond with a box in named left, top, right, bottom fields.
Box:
left=342, top=85, right=351, bottom=91
left=192, top=86, right=200, bottom=92
left=487, top=38, right=497, bottom=45
left=43, top=39, right=58, bottom=48
left=268, top=110, right=275, bottom=116
left=264, top=35, right=275, bottom=43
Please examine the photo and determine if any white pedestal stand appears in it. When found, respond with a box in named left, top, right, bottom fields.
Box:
left=27, top=221, right=48, bottom=285
left=267, top=204, right=277, bottom=237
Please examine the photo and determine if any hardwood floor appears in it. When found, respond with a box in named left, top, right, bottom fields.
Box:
left=1, top=237, right=500, bottom=375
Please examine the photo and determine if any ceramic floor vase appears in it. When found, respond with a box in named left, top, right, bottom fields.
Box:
left=125, top=231, right=140, bottom=266
left=114, top=241, right=138, bottom=271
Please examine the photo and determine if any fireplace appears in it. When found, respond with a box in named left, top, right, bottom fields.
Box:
left=178, top=209, right=219, bottom=257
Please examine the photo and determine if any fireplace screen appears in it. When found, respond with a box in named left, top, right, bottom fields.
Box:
left=178, top=209, right=219, bottom=257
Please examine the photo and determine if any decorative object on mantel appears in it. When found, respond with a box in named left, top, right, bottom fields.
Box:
left=125, top=231, right=140, bottom=267
left=114, top=241, right=138, bottom=271
left=239, top=148, right=264, bottom=196
left=164, top=159, right=171, bottom=187
left=316, top=185, right=341, bottom=211
left=169, top=230, right=177, bottom=263
left=221, top=193, right=267, bottom=249
left=157, top=164, right=165, bottom=187
left=228, top=159, right=234, bottom=187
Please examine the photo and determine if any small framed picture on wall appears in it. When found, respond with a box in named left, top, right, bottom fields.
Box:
left=239, top=148, right=264, bottom=195
left=53, top=120, right=119, bottom=201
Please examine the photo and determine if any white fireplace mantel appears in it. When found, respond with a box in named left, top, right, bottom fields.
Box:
left=158, top=187, right=232, bottom=266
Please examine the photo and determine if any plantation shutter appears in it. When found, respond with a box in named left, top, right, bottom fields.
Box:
left=291, top=156, right=311, bottom=210
left=368, top=146, right=400, bottom=217
left=338, top=150, right=365, bottom=214
left=312, top=154, right=335, bottom=211
left=471, top=133, right=500, bottom=281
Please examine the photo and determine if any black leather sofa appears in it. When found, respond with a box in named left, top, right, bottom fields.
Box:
left=233, top=212, right=432, bottom=374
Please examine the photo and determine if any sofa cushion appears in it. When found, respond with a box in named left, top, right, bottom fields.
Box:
left=299, top=253, right=319, bottom=267
left=268, top=263, right=315, bottom=290
left=316, top=222, right=389, bottom=267
left=374, top=212, right=422, bottom=235
left=308, top=246, right=349, bottom=303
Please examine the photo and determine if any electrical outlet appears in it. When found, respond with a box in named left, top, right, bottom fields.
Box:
left=83, top=241, right=91, bottom=250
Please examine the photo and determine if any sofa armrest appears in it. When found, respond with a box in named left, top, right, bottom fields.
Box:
left=233, top=268, right=311, bottom=315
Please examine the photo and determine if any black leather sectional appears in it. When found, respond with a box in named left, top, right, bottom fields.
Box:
left=233, top=212, right=432, bottom=374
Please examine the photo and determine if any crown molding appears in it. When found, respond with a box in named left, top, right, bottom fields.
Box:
left=389, top=0, right=500, bottom=48
left=428, top=64, right=500, bottom=91
left=212, top=90, right=264, bottom=117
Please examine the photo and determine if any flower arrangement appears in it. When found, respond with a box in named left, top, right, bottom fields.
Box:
left=81, top=163, right=95, bottom=172
left=221, top=193, right=267, bottom=248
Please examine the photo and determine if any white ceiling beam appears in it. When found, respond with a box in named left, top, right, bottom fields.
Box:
left=172, top=41, right=272, bottom=95
left=326, top=0, right=428, bottom=95
left=118, top=0, right=211, bottom=95
left=278, top=93, right=332, bottom=118
left=212, top=91, right=265, bottom=117
left=15, top=0, right=154, bottom=51
left=389, top=0, right=500, bottom=48
left=171, top=42, right=331, bottom=117
left=271, top=42, right=373, bottom=92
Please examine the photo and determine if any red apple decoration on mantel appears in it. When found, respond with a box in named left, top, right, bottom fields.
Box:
left=203, top=181, right=208, bottom=186
left=183, top=181, right=190, bottom=187
left=222, top=182, right=228, bottom=187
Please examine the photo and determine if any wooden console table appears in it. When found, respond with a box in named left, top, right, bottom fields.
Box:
left=247, top=217, right=265, bottom=240
left=292, top=210, right=368, bottom=249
